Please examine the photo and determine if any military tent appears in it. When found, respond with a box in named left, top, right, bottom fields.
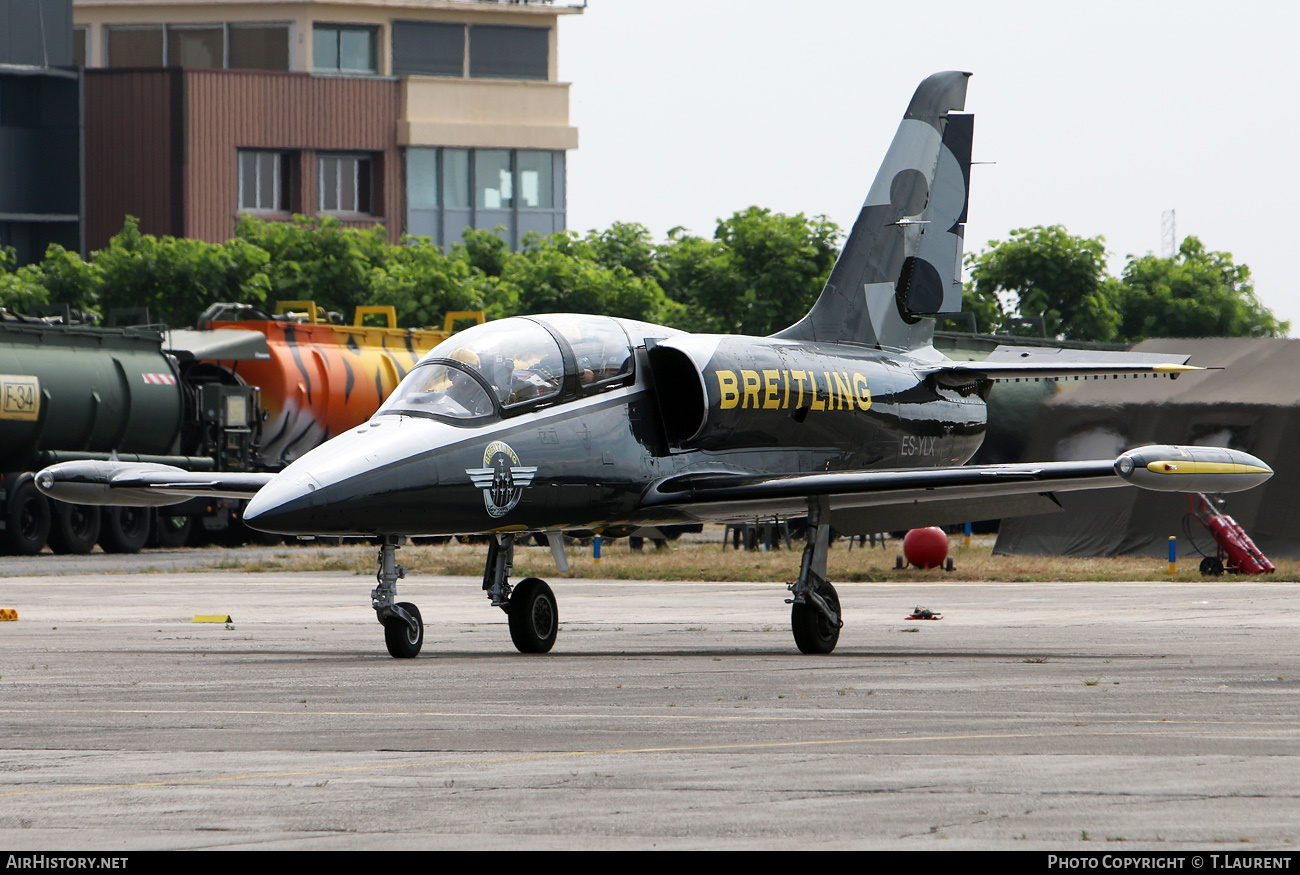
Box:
left=993, top=337, right=1300, bottom=559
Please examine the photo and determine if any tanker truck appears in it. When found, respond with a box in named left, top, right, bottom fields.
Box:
left=0, top=313, right=262, bottom=555
left=0, top=304, right=481, bottom=555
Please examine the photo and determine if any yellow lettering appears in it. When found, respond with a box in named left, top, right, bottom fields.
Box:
left=782, top=370, right=790, bottom=409
left=833, top=372, right=852, bottom=411
left=741, top=370, right=761, bottom=409
left=762, top=370, right=780, bottom=409
left=791, top=370, right=807, bottom=408
left=717, top=370, right=739, bottom=409
left=853, top=373, right=872, bottom=411
left=810, top=372, right=826, bottom=411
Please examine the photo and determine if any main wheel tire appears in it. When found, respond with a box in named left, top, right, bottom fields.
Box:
left=48, top=503, right=101, bottom=555
left=791, top=581, right=841, bottom=654
left=1200, top=555, right=1225, bottom=576
left=383, top=602, right=423, bottom=659
left=99, top=506, right=152, bottom=554
left=508, top=577, right=558, bottom=654
left=3, top=475, right=51, bottom=555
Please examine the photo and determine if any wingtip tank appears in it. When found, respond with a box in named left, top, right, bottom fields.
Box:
left=35, top=461, right=192, bottom=508
left=1115, top=445, right=1273, bottom=493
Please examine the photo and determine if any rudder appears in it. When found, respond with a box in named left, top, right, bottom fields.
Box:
left=776, top=71, right=973, bottom=352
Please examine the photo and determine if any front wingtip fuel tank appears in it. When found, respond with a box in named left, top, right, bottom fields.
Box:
left=1115, top=445, right=1273, bottom=493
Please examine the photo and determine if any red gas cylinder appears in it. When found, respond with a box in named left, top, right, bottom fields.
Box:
left=903, top=527, right=949, bottom=569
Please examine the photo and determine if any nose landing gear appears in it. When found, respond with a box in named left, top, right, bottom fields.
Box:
left=373, top=536, right=424, bottom=658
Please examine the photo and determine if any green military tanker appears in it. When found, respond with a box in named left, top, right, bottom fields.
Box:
left=0, top=316, right=261, bottom=555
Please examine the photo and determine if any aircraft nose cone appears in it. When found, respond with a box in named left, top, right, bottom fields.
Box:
left=243, top=472, right=323, bottom=534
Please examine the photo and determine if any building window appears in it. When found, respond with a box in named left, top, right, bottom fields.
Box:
left=443, top=149, right=470, bottom=209
left=239, top=151, right=293, bottom=213
left=73, top=27, right=88, bottom=67
left=517, top=151, right=553, bottom=209
left=105, top=23, right=289, bottom=70
left=406, top=148, right=565, bottom=248
left=229, top=25, right=290, bottom=71
left=313, top=24, right=377, bottom=74
left=319, top=154, right=373, bottom=214
left=167, top=26, right=224, bottom=68
left=392, top=21, right=464, bottom=77
left=107, top=27, right=164, bottom=67
left=469, top=25, right=548, bottom=80
left=475, top=150, right=512, bottom=210
left=407, top=149, right=438, bottom=209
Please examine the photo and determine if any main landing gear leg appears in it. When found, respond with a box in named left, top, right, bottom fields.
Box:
left=373, top=535, right=423, bottom=659
left=483, top=534, right=558, bottom=654
left=786, top=496, right=842, bottom=654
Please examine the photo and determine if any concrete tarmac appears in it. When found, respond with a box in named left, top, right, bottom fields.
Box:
left=1, top=555, right=1299, bottom=849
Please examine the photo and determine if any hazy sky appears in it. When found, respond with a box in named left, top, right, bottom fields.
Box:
left=558, top=1, right=1299, bottom=332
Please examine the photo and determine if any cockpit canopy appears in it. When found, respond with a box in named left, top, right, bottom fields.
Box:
left=376, top=315, right=635, bottom=424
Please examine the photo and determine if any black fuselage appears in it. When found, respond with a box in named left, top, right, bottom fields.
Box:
left=243, top=331, right=988, bottom=537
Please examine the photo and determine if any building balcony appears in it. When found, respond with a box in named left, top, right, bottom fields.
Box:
left=399, top=75, right=577, bottom=151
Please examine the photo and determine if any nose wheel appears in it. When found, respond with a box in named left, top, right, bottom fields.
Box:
left=383, top=602, right=424, bottom=659
left=373, top=536, right=423, bottom=658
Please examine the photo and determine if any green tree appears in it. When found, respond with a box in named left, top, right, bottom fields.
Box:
left=369, top=237, right=488, bottom=328
left=94, top=217, right=271, bottom=326
left=497, top=231, right=679, bottom=324
left=658, top=207, right=840, bottom=336
left=0, top=252, right=51, bottom=316
left=965, top=225, right=1120, bottom=341
left=1116, top=237, right=1287, bottom=340
left=582, top=222, right=659, bottom=280
left=455, top=227, right=510, bottom=279
left=35, top=244, right=103, bottom=313
left=234, top=214, right=386, bottom=318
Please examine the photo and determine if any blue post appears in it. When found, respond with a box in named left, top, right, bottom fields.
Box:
left=964, top=522, right=972, bottom=548
left=594, top=534, right=602, bottom=565
left=1168, top=536, right=1177, bottom=575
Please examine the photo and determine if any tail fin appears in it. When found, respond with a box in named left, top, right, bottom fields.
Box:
left=776, top=71, right=973, bottom=352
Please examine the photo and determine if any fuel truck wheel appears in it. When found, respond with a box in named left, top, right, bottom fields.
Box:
left=151, top=514, right=193, bottom=548
left=3, top=475, right=51, bottom=555
left=48, top=503, right=101, bottom=555
left=508, top=578, right=558, bottom=654
left=99, top=506, right=152, bottom=554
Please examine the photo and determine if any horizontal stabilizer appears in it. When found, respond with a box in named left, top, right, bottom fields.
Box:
left=925, top=346, right=1206, bottom=383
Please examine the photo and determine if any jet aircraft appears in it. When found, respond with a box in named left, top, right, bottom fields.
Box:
left=37, top=72, right=1273, bottom=658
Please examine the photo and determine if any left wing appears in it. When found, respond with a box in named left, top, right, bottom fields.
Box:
left=640, top=445, right=1271, bottom=533
left=36, top=461, right=274, bottom=507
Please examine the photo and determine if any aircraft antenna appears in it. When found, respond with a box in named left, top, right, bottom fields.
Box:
left=1161, top=209, right=1177, bottom=259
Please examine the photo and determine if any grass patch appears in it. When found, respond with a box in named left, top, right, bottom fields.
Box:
left=185, top=533, right=1300, bottom=583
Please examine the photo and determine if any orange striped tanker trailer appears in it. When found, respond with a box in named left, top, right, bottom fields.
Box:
left=202, top=303, right=484, bottom=469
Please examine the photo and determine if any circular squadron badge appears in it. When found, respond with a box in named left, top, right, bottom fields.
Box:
left=465, top=441, right=538, bottom=518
